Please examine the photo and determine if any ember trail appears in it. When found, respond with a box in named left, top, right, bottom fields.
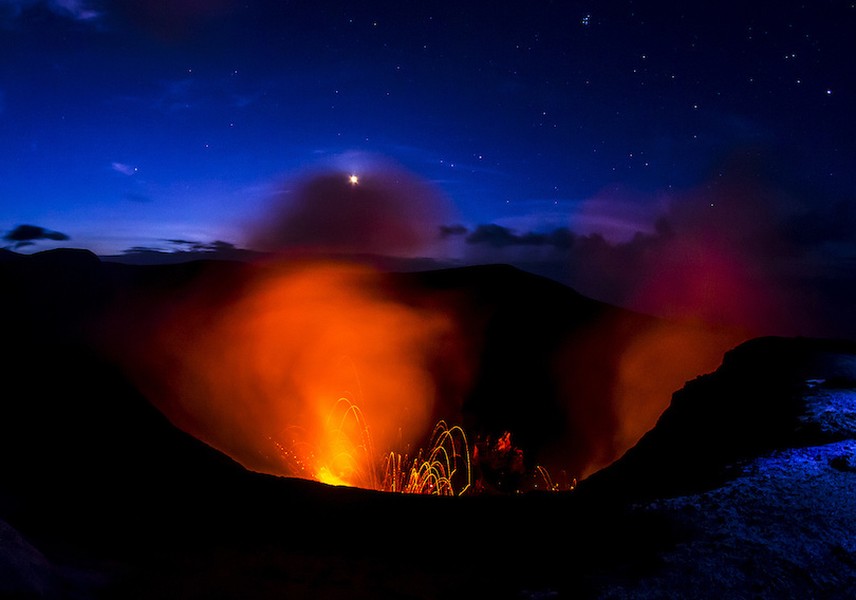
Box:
left=270, top=395, right=571, bottom=495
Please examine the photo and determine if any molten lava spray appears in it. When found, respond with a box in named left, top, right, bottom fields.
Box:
left=133, top=261, right=450, bottom=488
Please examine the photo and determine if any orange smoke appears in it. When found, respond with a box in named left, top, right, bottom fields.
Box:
left=604, top=236, right=759, bottom=464
left=130, top=261, right=450, bottom=488
left=609, top=320, right=745, bottom=469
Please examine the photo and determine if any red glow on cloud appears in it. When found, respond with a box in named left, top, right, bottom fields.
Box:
left=632, top=235, right=766, bottom=332
left=568, top=158, right=813, bottom=338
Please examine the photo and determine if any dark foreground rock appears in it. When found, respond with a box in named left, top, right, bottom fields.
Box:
left=578, top=336, right=856, bottom=599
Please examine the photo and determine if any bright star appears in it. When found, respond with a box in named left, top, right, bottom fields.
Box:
left=349, top=174, right=359, bottom=185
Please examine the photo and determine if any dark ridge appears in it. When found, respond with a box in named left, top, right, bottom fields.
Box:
left=28, top=247, right=102, bottom=266
left=0, top=248, right=21, bottom=262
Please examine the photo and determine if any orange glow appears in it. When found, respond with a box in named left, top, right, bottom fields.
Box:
left=134, top=260, right=452, bottom=488
left=317, top=467, right=351, bottom=487
left=554, top=312, right=746, bottom=480
left=495, top=431, right=512, bottom=453
left=610, top=321, right=745, bottom=468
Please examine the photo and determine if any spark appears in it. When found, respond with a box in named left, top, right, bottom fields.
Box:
left=270, top=395, right=573, bottom=496
left=271, top=397, right=472, bottom=495
left=382, top=421, right=472, bottom=495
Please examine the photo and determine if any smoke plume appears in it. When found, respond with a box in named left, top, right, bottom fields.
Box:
left=250, top=157, right=452, bottom=259
left=121, top=260, right=453, bottom=487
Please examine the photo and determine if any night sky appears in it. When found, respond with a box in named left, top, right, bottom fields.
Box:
left=1, top=1, right=854, bottom=334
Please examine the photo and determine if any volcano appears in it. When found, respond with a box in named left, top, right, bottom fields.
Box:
left=1, top=249, right=854, bottom=598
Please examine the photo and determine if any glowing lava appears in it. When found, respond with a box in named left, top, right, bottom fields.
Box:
left=269, top=393, right=471, bottom=494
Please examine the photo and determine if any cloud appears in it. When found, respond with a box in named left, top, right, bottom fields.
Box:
left=111, top=162, right=138, bottom=176
left=112, top=239, right=258, bottom=265
left=152, top=79, right=197, bottom=113
left=3, top=224, right=70, bottom=249
left=248, top=155, right=453, bottom=258
left=120, top=239, right=236, bottom=255
left=461, top=150, right=856, bottom=339
left=0, top=0, right=101, bottom=21
left=50, top=0, right=99, bottom=20
left=439, top=224, right=468, bottom=239
left=164, top=239, right=237, bottom=253
left=464, top=224, right=575, bottom=249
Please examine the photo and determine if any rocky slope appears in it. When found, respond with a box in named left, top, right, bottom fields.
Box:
left=578, top=336, right=856, bottom=599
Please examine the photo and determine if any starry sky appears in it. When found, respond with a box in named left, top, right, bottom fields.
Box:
left=1, top=1, right=854, bottom=334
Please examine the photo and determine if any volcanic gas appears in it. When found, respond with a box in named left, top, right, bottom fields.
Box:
left=123, top=260, right=459, bottom=490
left=109, top=255, right=743, bottom=494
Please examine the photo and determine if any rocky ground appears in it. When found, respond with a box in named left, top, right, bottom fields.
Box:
left=579, top=338, right=856, bottom=599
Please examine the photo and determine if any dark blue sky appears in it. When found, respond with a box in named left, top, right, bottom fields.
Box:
left=1, top=1, right=854, bottom=333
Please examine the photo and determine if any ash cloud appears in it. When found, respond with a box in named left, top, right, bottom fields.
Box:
left=249, top=157, right=452, bottom=258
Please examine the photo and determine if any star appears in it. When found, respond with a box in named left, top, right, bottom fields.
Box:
left=349, top=174, right=359, bottom=185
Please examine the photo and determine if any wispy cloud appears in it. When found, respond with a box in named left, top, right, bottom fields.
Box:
left=114, top=239, right=258, bottom=264
left=50, top=0, right=99, bottom=21
left=151, top=77, right=246, bottom=114
left=111, top=162, right=138, bottom=176
left=0, top=0, right=101, bottom=22
left=153, top=78, right=197, bottom=112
